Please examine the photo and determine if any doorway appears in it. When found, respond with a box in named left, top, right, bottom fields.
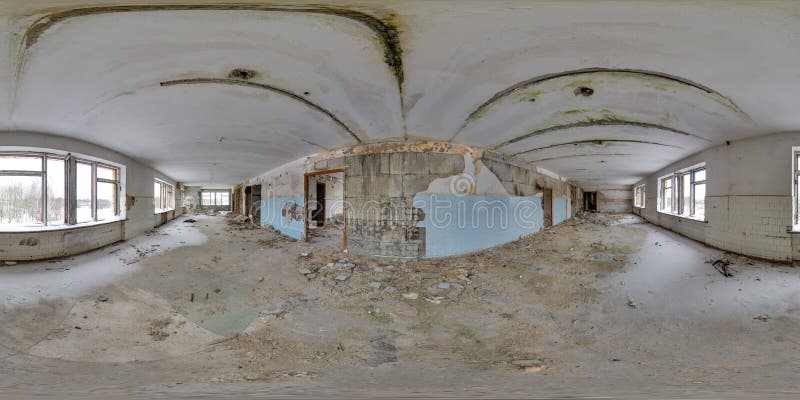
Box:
left=251, top=185, right=262, bottom=223
left=543, top=188, right=553, bottom=227
left=584, top=191, right=597, bottom=212
left=304, top=168, right=346, bottom=250
left=244, top=186, right=252, bottom=216
left=311, top=182, right=326, bottom=227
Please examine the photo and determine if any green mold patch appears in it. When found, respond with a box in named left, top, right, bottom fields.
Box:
left=22, top=5, right=404, bottom=91
left=515, top=90, right=544, bottom=102
left=562, top=78, right=595, bottom=90
left=561, top=108, right=590, bottom=115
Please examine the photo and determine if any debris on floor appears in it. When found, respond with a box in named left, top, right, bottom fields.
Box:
left=511, top=358, right=553, bottom=372
left=626, top=298, right=638, bottom=308
left=711, top=259, right=736, bottom=277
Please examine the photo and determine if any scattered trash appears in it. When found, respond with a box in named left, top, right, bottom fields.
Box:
left=753, top=314, right=770, bottom=322
left=437, top=282, right=450, bottom=289
left=183, top=219, right=197, bottom=223
left=511, top=358, right=552, bottom=372
left=369, top=281, right=382, bottom=289
left=208, top=333, right=239, bottom=346
left=298, top=268, right=313, bottom=275
left=373, top=266, right=384, bottom=273
left=97, top=294, right=109, bottom=302
left=300, top=252, right=310, bottom=257
left=402, top=292, right=419, bottom=300
left=626, top=298, right=638, bottom=308
left=712, top=259, right=735, bottom=277
left=258, top=276, right=264, bottom=282
left=334, top=273, right=350, bottom=281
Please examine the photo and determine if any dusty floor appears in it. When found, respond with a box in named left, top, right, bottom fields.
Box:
left=1, top=213, right=800, bottom=399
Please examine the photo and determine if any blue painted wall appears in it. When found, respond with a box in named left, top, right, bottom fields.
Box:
left=260, top=197, right=304, bottom=240
left=413, top=194, right=543, bottom=257
left=553, top=196, right=568, bottom=225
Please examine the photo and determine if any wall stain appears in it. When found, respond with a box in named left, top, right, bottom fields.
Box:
left=160, top=78, right=363, bottom=143
left=15, top=4, right=405, bottom=120
left=493, top=119, right=711, bottom=151
left=525, top=153, right=636, bottom=163
left=19, top=238, right=39, bottom=246
left=125, top=194, right=136, bottom=211
left=511, top=139, right=683, bottom=157
left=452, top=68, right=752, bottom=141
left=21, top=4, right=403, bottom=88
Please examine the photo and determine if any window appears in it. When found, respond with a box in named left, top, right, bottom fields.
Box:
left=633, top=184, right=646, bottom=208
left=0, top=150, right=123, bottom=228
left=154, top=180, right=175, bottom=212
left=658, top=163, right=706, bottom=220
left=96, top=164, right=120, bottom=221
left=200, top=189, right=231, bottom=207
left=793, top=148, right=800, bottom=228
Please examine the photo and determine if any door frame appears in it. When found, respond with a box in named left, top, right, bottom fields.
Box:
left=543, top=188, right=553, bottom=227
left=304, top=168, right=346, bottom=249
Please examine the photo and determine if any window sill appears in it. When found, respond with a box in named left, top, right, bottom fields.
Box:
left=0, top=218, right=124, bottom=233
left=657, top=210, right=706, bottom=222
left=154, top=209, right=175, bottom=214
left=633, top=205, right=646, bottom=209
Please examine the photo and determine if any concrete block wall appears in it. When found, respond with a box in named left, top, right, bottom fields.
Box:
left=705, top=196, right=792, bottom=261
left=597, top=189, right=633, bottom=213
left=340, top=151, right=464, bottom=257
left=306, top=141, right=579, bottom=258
left=634, top=131, right=800, bottom=262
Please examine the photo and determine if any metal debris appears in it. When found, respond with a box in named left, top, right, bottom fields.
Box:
left=712, top=259, right=735, bottom=277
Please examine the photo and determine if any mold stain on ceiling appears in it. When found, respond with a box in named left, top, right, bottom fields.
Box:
left=1, top=1, right=798, bottom=187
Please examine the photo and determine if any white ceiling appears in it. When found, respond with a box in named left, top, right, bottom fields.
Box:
left=1, top=1, right=798, bottom=187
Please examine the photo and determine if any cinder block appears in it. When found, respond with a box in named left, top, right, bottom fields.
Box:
left=361, top=154, right=382, bottom=176
left=379, top=154, right=391, bottom=174
left=345, top=156, right=362, bottom=177
left=403, top=174, right=431, bottom=196
left=390, top=153, right=404, bottom=175
left=403, top=153, right=428, bottom=175
left=345, top=176, right=363, bottom=197
left=389, top=174, right=403, bottom=197
left=327, top=157, right=344, bottom=169
left=429, top=153, right=461, bottom=175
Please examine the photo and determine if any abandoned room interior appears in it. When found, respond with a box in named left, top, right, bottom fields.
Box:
left=1, top=1, right=799, bottom=398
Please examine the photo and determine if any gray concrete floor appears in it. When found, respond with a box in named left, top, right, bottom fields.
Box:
left=1, top=213, right=799, bottom=399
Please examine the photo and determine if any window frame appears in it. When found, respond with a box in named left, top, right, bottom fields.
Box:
left=94, top=162, right=121, bottom=221
left=154, top=179, right=175, bottom=213
left=0, top=149, right=125, bottom=231
left=200, top=189, right=231, bottom=207
left=633, top=184, right=646, bottom=209
left=657, top=163, right=706, bottom=221
left=792, top=147, right=800, bottom=229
